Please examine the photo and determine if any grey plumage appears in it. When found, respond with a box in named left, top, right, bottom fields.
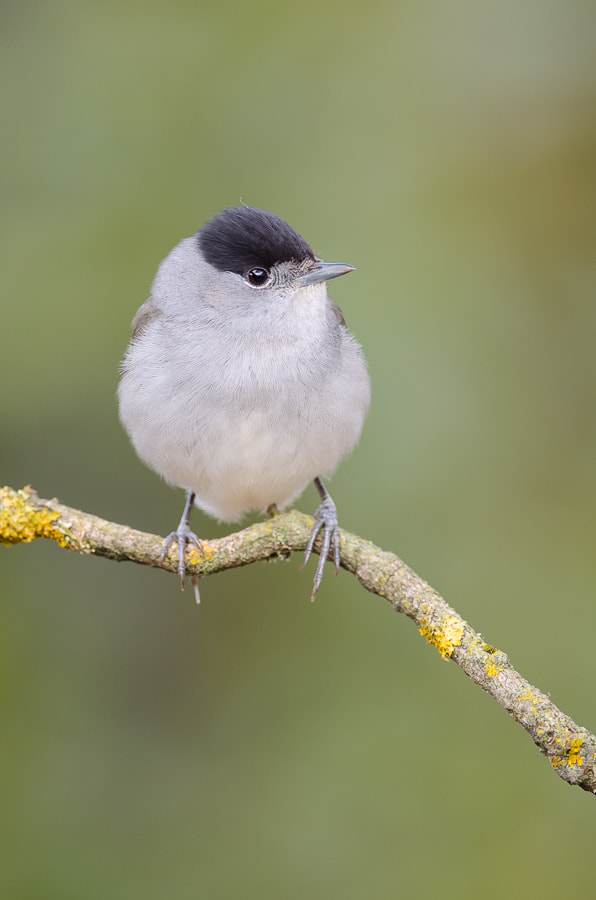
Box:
left=118, top=207, right=370, bottom=597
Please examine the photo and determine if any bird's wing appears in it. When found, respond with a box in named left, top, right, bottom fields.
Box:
left=131, top=297, right=160, bottom=339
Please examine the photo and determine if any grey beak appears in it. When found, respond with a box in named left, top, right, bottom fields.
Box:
left=295, top=261, right=355, bottom=288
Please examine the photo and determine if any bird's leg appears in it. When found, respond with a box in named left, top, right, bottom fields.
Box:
left=159, top=490, right=203, bottom=595
left=302, top=476, right=341, bottom=601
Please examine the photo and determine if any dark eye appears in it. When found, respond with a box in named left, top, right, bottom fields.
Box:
left=247, top=267, right=270, bottom=286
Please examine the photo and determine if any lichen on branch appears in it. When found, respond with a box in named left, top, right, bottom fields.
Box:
left=2, top=484, right=595, bottom=795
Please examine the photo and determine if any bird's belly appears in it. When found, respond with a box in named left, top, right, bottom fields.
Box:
left=131, top=397, right=353, bottom=521
left=167, top=408, right=317, bottom=519
left=119, top=329, right=370, bottom=522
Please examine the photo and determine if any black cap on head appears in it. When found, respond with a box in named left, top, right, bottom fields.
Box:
left=197, top=206, right=315, bottom=276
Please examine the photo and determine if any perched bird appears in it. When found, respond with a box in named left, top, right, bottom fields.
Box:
left=118, top=206, right=370, bottom=599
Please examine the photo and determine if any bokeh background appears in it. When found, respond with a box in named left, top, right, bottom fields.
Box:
left=2, top=1, right=596, bottom=896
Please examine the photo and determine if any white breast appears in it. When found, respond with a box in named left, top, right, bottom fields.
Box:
left=119, top=279, right=370, bottom=521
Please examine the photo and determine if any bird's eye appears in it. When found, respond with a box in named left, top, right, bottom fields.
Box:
left=247, top=267, right=270, bottom=286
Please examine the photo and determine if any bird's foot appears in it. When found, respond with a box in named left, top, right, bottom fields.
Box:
left=159, top=525, right=204, bottom=601
left=302, top=486, right=341, bottom=601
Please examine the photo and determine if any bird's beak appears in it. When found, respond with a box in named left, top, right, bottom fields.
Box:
left=294, top=261, right=355, bottom=288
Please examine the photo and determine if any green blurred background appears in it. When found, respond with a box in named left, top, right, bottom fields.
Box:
left=2, top=1, right=596, bottom=896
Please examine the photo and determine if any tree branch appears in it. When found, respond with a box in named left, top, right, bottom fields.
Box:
left=2, top=484, right=595, bottom=795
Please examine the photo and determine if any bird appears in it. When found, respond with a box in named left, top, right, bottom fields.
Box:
left=118, top=206, right=370, bottom=600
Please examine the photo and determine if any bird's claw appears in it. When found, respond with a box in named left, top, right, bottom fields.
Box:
left=160, top=527, right=203, bottom=598
left=302, top=493, right=341, bottom=601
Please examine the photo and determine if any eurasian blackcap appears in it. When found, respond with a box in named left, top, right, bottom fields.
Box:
left=118, top=206, right=370, bottom=600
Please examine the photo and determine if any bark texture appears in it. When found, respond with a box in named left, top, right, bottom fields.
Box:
left=2, top=484, right=595, bottom=795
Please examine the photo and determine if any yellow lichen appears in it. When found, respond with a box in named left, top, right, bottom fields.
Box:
left=185, top=543, right=214, bottom=564
left=376, top=574, right=389, bottom=598
left=0, top=486, right=69, bottom=548
left=486, top=661, right=504, bottom=677
left=419, top=613, right=465, bottom=660
left=551, top=737, right=585, bottom=769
